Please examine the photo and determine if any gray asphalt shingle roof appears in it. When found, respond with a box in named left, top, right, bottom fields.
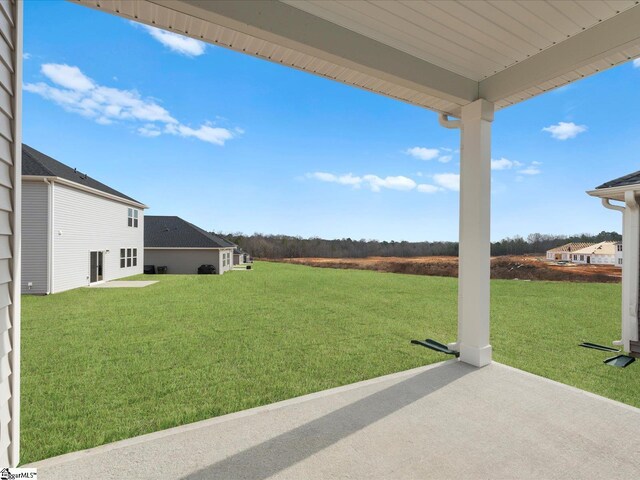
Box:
left=22, top=144, right=143, bottom=204
left=597, top=170, right=640, bottom=189
left=145, top=216, right=235, bottom=249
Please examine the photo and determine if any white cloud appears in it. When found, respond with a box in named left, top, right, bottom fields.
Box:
left=417, top=184, right=441, bottom=193
left=542, top=121, right=587, bottom=140
left=165, top=123, right=236, bottom=146
left=138, top=124, right=162, bottom=137
left=433, top=173, right=460, bottom=191
left=42, top=63, right=95, bottom=91
left=405, top=146, right=454, bottom=163
left=491, top=157, right=523, bottom=171
left=307, top=172, right=429, bottom=193
left=405, top=147, right=439, bottom=161
left=308, top=172, right=338, bottom=183
left=518, top=166, right=541, bottom=175
left=23, top=52, right=31, bottom=60
left=633, top=58, right=640, bottom=68
left=25, top=63, right=239, bottom=146
left=363, top=175, right=416, bottom=192
left=142, top=25, right=206, bottom=57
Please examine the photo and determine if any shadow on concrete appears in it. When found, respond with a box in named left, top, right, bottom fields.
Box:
left=182, top=360, right=472, bottom=480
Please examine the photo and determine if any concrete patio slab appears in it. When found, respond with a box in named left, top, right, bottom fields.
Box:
left=88, top=281, right=158, bottom=288
left=27, top=361, right=640, bottom=479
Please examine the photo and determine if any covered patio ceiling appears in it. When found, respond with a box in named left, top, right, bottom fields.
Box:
left=78, top=0, right=640, bottom=116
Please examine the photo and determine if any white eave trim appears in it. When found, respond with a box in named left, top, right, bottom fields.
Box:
left=587, top=184, right=640, bottom=202
left=22, top=175, right=148, bottom=209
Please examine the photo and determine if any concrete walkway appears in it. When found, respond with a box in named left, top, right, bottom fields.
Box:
left=88, top=281, right=158, bottom=288
left=28, top=361, right=640, bottom=479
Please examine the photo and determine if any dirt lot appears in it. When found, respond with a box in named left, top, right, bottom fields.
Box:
left=273, top=256, right=622, bottom=283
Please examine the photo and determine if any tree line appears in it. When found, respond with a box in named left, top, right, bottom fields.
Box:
left=215, top=231, right=621, bottom=259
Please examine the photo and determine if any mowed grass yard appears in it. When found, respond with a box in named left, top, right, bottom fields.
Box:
left=22, top=261, right=634, bottom=463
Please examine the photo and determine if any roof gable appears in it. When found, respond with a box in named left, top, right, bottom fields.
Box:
left=22, top=144, right=143, bottom=205
left=571, top=241, right=617, bottom=256
left=145, top=216, right=235, bottom=249
left=547, top=242, right=595, bottom=253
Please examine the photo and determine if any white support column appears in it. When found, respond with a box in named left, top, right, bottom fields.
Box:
left=456, top=99, right=494, bottom=367
left=622, top=191, right=639, bottom=352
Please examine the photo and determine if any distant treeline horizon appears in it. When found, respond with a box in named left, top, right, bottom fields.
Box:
left=215, top=231, right=622, bottom=259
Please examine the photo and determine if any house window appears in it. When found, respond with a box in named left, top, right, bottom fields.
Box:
left=580, top=255, right=584, bottom=261
left=120, top=248, right=138, bottom=268
left=618, top=244, right=623, bottom=252
left=128, top=208, right=139, bottom=227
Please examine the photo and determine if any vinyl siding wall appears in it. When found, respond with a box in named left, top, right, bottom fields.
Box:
left=21, top=181, right=47, bottom=294
left=144, top=249, right=228, bottom=275
left=220, top=248, right=233, bottom=273
left=0, top=0, right=21, bottom=466
left=52, top=184, right=143, bottom=293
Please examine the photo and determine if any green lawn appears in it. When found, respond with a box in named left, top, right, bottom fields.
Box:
left=22, top=261, right=634, bottom=463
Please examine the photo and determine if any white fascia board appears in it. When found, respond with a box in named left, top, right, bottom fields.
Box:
left=587, top=185, right=640, bottom=202
left=150, top=0, right=478, bottom=106
left=480, top=5, right=640, bottom=102
left=21, top=175, right=149, bottom=209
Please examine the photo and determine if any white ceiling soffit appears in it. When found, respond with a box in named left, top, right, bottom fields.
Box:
left=76, top=0, right=640, bottom=116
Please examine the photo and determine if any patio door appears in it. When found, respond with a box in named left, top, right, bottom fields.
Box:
left=90, top=251, right=104, bottom=283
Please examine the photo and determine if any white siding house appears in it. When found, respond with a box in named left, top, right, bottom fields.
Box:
left=570, top=242, right=617, bottom=265
left=545, top=243, right=594, bottom=262
left=144, top=216, right=235, bottom=275
left=615, top=242, right=623, bottom=268
left=21, top=145, right=147, bottom=294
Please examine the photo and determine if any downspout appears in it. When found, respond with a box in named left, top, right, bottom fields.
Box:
left=43, top=179, right=54, bottom=294
left=601, top=198, right=624, bottom=213
left=601, top=198, right=625, bottom=345
left=438, top=113, right=461, bottom=130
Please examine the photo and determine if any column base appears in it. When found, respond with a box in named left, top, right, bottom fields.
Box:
left=459, top=344, right=492, bottom=367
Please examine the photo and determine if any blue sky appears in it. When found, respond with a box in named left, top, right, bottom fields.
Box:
left=22, top=1, right=640, bottom=242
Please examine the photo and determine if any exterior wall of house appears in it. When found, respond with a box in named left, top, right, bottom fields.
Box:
left=233, top=253, right=243, bottom=265
left=615, top=243, right=623, bottom=267
left=573, top=253, right=615, bottom=265
left=21, top=181, right=48, bottom=294
left=219, top=248, right=233, bottom=273
left=546, top=251, right=573, bottom=261
left=52, top=184, right=144, bottom=293
left=1, top=0, right=22, bottom=465
left=144, top=248, right=223, bottom=274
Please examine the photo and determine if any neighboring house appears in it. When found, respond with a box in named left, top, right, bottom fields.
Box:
left=615, top=242, right=623, bottom=267
left=588, top=170, right=640, bottom=357
left=569, top=241, right=617, bottom=265
left=21, top=144, right=147, bottom=294
left=144, top=216, right=235, bottom=274
left=233, top=248, right=251, bottom=265
left=545, top=242, right=594, bottom=261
